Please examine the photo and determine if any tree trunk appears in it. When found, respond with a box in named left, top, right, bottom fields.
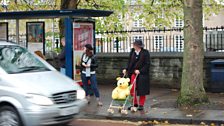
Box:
left=59, top=0, right=79, bottom=38
left=178, top=0, right=208, bottom=106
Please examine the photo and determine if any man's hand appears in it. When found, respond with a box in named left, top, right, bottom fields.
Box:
left=123, top=69, right=127, bottom=75
left=86, top=64, right=90, bottom=68
left=82, top=63, right=90, bottom=68
left=82, top=63, right=86, bottom=67
left=135, top=70, right=140, bottom=75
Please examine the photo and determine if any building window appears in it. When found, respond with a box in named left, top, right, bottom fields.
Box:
left=127, top=0, right=144, bottom=4
left=130, top=0, right=136, bottom=4
left=175, top=35, right=184, bottom=51
left=158, top=10, right=165, bottom=19
left=174, top=19, right=184, bottom=28
left=0, top=0, right=9, bottom=6
left=133, top=35, right=144, bottom=42
left=133, top=19, right=143, bottom=27
left=153, top=35, right=164, bottom=49
left=133, top=13, right=143, bottom=28
left=118, top=14, right=122, bottom=21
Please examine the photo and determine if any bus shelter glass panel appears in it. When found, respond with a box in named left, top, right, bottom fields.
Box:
left=73, top=22, right=94, bottom=81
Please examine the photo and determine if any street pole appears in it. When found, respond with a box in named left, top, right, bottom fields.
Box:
left=16, top=19, right=19, bottom=44
left=115, top=37, right=119, bottom=52
left=52, top=18, right=55, bottom=50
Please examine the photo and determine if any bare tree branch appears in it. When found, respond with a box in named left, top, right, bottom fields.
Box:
left=151, top=0, right=154, bottom=6
left=21, top=0, right=34, bottom=10
left=77, top=0, right=81, bottom=6
left=84, top=0, right=109, bottom=9
left=61, top=0, right=68, bottom=9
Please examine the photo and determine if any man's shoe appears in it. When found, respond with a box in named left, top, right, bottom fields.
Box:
left=138, top=105, right=144, bottom=111
left=86, top=95, right=90, bottom=104
left=128, top=104, right=138, bottom=110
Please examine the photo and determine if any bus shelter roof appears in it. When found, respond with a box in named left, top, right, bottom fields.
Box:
left=0, top=9, right=113, bottom=19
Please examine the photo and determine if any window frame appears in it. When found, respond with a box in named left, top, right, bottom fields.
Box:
left=153, top=35, right=164, bottom=49
left=174, top=35, right=184, bottom=52
left=132, top=35, right=144, bottom=43
left=174, top=19, right=184, bottom=28
left=132, top=11, right=144, bottom=28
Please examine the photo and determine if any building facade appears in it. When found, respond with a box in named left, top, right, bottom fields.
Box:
left=96, top=1, right=224, bottom=53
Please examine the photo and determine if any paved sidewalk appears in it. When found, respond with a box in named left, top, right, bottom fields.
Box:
left=70, top=119, right=138, bottom=126
left=80, top=84, right=224, bottom=125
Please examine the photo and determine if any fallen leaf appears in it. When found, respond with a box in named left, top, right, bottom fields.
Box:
left=200, top=122, right=206, bottom=125
left=147, top=121, right=153, bottom=124
left=164, top=120, right=169, bottom=124
left=153, top=120, right=159, bottom=124
left=186, top=114, right=193, bottom=117
left=152, top=108, right=157, bottom=110
left=153, top=99, right=157, bottom=102
left=137, top=121, right=142, bottom=125
left=163, top=112, right=167, bottom=115
left=211, top=123, right=215, bottom=126
left=144, top=111, right=149, bottom=114
left=142, top=121, right=148, bottom=125
left=171, top=89, right=178, bottom=92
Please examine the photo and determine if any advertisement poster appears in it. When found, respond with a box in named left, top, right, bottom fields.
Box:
left=73, top=22, right=93, bottom=81
left=0, top=22, right=8, bottom=40
left=26, top=22, right=44, bottom=43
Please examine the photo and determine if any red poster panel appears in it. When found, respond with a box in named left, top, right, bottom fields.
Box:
left=73, top=23, right=93, bottom=50
left=73, top=22, right=94, bottom=81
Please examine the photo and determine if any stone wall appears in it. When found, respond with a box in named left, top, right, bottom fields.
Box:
left=96, top=52, right=224, bottom=89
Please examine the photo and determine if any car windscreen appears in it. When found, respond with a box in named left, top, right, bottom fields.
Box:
left=0, top=45, right=50, bottom=74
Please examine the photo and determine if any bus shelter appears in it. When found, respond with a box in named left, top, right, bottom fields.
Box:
left=0, top=9, right=113, bottom=79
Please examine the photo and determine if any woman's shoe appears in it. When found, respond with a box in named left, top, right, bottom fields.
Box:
left=96, top=98, right=103, bottom=106
left=138, top=105, right=144, bottom=111
left=86, top=95, right=91, bottom=104
left=128, top=104, right=138, bottom=110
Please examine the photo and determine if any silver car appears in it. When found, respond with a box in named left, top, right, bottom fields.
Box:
left=0, top=41, right=87, bottom=126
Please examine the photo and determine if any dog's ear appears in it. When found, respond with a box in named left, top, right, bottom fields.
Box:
left=126, top=78, right=130, bottom=82
left=116, top=77, right=121, bottom=81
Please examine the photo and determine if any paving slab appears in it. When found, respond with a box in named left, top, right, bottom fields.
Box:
left=80, top=84, right=224, bottom=125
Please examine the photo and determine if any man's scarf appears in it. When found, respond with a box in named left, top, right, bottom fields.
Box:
left=128, top=50, right=145, bottom=73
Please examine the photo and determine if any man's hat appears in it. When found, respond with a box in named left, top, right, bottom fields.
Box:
left=133, top=39, right=144, bottom=48
left=85, top=44, right=93, bottom=50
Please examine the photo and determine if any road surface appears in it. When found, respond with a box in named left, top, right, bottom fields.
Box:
left=69, top=119, right=202, bottom=126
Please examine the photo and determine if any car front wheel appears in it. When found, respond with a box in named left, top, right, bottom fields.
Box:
left=0, top=106, right=22, bottom=126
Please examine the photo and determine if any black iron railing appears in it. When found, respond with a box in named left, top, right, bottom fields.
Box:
left=95, top=26, right=224, bottom=53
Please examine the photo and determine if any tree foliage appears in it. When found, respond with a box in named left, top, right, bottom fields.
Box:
left=78, top=0, right=127, bottom=32
left=139, top=0, right=224, bottom=28
left=0, top=0, right=60, bottom=11
left=1, top=0, right=223, bottom=31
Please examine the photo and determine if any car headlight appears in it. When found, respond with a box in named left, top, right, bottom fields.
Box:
left=77, top=90, right=86, bottom=99
left=25, top=94, right=54, bottom=106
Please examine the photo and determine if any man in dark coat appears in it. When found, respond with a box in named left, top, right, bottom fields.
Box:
left=58, top=37, right=66, bottom=74
left=123, top=39, right=150, bottom=111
